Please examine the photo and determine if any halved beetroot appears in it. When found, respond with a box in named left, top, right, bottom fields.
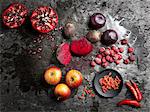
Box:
left=56, top=43, right=72, bottom=65
left=70, top=37, right=93, bottom=56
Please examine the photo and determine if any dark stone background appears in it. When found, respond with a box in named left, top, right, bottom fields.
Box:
left=0, top=0, right=150, bottom=112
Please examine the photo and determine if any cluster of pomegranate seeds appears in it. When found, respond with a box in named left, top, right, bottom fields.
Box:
left=90, top=39, right=136, bottom=68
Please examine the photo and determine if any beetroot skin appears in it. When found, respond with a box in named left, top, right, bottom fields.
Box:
left=56, top=43, right=72, bottom=65
left=70, top=37, right=93, bottom=56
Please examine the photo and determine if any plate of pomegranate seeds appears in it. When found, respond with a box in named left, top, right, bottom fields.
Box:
left=93, top=69, right=123, bottom=97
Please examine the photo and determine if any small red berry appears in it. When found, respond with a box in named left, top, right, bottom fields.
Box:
left=109, top=57, right=114, bottom=63
left=102, top=57, right=106, bottom=63
left=129, top=55, right=136, bottom=62
left=115, top=60, right=120, bottom=65
left=121, top=39, right=128, bottom=45
left=111, top=45, right=116, bottom=51
left=113, top=54, right=119, bottom=60
left=123, top=59, right=129, bottom=64
left=106, top=55, right=111, bottom=61
left=110, top=50, right=115, bottom=56
left=99, top=47, right=105, bottom=53
left=118, top=47, right=124, bottom=53
left=96, top=54, right=102, bottom=58
left=118, top=54, right=122, bottom=60
left=114, top=48, right=119, bottom=53
left=90, top=61, right=96, bottom=67
left=128, top=47, right=134, bottom=53
left=104, top=49, right=110, bottom=55
left=102, top=62, right=109, bottom=68
left=94, top=58, right=102, bottom=65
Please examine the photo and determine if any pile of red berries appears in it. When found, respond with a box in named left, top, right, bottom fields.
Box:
left=90, top=39, right=136, bottom=68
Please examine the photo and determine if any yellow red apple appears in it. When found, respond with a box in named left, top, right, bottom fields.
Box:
left=54, top=83, right=71, bottom=101
left=44, top=66, right=62, bottom=85
left=65, top=69, right=83, bottom=88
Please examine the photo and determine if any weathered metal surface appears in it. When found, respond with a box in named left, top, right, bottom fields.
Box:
left=0, top=0, right=150, bottom=112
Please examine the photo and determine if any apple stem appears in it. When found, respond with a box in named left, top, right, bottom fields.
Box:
left=57, top=96, right=61, bottom=101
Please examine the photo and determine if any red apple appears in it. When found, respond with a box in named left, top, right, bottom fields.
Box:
left=44, top=66, right=62, bottom=85
left=66, top=70, right=83, bottom=88
left=54, top=83, right=71, bottom=101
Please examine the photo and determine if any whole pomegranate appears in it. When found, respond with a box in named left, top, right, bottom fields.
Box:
left=2, top=3, right=28, bottom=28
left=30, top=6, right=58, bottom=33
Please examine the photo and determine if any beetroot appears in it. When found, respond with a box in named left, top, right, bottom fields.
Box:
left=56, top=43, right=72, bottom=65
left=70, top=37, right=93, bottom=56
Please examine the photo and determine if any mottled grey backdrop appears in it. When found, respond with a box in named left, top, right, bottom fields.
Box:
left=0, top=0, right=150, bottom=112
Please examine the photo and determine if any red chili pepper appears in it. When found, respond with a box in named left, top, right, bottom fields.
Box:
left=117, top=99, right=141, bottom=107
left=130, top=80, right=143, bottom=101
left=125, top=82, right=139, bottom=101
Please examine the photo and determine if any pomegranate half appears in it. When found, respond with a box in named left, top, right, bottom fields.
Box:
left=30, top=6, right=58, bottom=33
left=2, top=3, right=28, bottom=28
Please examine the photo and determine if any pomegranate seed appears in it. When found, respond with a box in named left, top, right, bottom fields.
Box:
left=123, top=59, right=130, bottom=64
left=106, top=55, right=111, bottom=61
left=96, top=54, right=102, bottom=58
left=129, top=55, right=136, bottom=62
left=102, top=62, right=109, bottom=68
left=104, top=49, right=110, bottom=55
left=102, top=57, right=106, bottom=63
left=128, top=47, right=134, bottom=53
left=94, top=58, right=102, bottom=65
left=115, top=60, right=120, bottom=65
left=118, top=47, right=124, bottom=53
left=118, top=54, right=122, bottom=60
left=90, top=61, right=96, bottom=67
left=121, top=39, right=128, bottom=45
left=99, top=47, right=105, bottom=53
